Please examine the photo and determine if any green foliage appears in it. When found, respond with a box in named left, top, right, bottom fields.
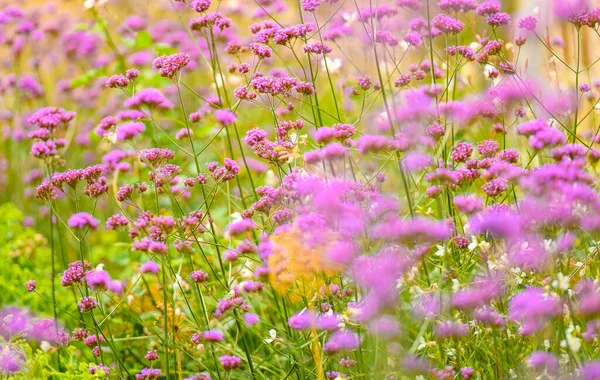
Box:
left=0, top=203, right=51, bottom=309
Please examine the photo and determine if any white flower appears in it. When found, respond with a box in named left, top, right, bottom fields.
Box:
left=264, top=329, right=277, bottom=343
left=452, top=279, right=460, bottom=292
left=468, top=236, right=478, bottom=251
left=470, top=42, right=481, bottom=51
left=104, top=131, right=117, bottom=144
left=563, top=324, right=581, bottom=353
left=551, top=273, right=570, bottom=291
left=40, top=341, right=51, bottom=352
left=416, top=336, right=427, bottom=351
left=84, top=0, right=109, bottom=9
left=544, top=239, right=557, bottom=254
left=321, top=57, right=342, bottom=74
left=343, top=12, right=358, bottom=27
left=265, top=170, right=279, bottom=187
left=478, top=241, right=490, bottom=252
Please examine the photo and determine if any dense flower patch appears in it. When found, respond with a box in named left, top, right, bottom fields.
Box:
left=2, top=0, right=600, bottom=379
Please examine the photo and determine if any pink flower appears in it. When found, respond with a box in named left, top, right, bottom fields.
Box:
left=219, top=355, right=242, bottom=370
left=115, top=121, right=145, bottom=141
left=152, top=53, right=191, bottom=78
left=140, top=260, right=160, bottom=274
left=517, top=15, right=537, bottom=31
left=24, top=280, right=36, bottom=292
left=432, top=14, right=464, bottom=34
left=68, top=213, right=99, bottom=229
left=214, top=109, right=236, bottom=126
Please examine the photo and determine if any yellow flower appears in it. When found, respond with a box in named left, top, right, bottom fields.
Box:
left=268, top=227, right=341, bottom=298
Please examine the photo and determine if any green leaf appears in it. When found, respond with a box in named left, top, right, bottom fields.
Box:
left=70, top=67, right=107, bottom=89
left=135, top=31, right=153, bottom=49
left=155, top=42, right=177, bottom=56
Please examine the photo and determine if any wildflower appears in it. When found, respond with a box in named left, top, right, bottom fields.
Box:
left=85, top=270, right=111, bottom=291
left=126, top=69, right=139, bottom=80
left=124, top=88, right=174, bottom=110
left=190, top=270, right=209, bottom=283
left=508, top=288, right=562, bottom=335
left=303, top=42, right=332, bottom=55
left=476, top=0, right=500, bottom=16
left=219, top=355, right=242, bottom=370
left=477, top=140, right=500, bottom=157
left=432, top=14, right=464, bottom=34
left=153, top=53, right=191, bottom=78
left=185, top=373, right=211, bottom=380
left=78, top=296, right=98, bottom=313
left=28, top=107, right=76, bottom=129
left=301, top=0, right=320, bottom=12
left=61, top=261, right=89, bottom=286
left=227, top=218, right=256, bottom=236
left=582, top=361, right=600, bottom=380
left=136, top=368, right=161, bottom=380
left=192, top=0, right=211, bottom=12
left=438, top=0, right=477, bottom=13
left=105, top=74, right=129, bottom=88
left=115, top=121, right=145, bottom=141
left=106, top=214, right=129, bottom=229
left=250, top=42, right=272, bottom=58
left=24, top=280, right=36, bottom=292
left=332, top=123, right=356, bottom=140
left=189, top=12, right=232, bottom=31
left=357, top=76, right=371, bottom=90
left=88, top=364, right=110, bottom=377
left=140, top=260, right=160, bottom=274
left=369, top=315, right=400, bottom=337
left=398, top=0, right=421, bottom=11
left=239, top=314, right=259, bottom=329
left=195, top=329, right=224, bottom=343
left=517, top=15, right=537, bottom=31
left=453, top=195, right=483, bottom=214
left=0, top=345, right=24, bottom=373
left=574, top=279, right=600, bottom=316
left=375, top=30, right=398, bottom=46
left=460, top=367, right=475, bottom=379
left=145, top=350, right=159, bottom=361
left=404, top=31, right=423, bottom=46
left=68, top=212, right=99, bottom=229
left=527, top=351, right=559, bottom=373
left=214, top=109, right=236, bottom=126
left=288, top=311, right=315, bottom=330
left=323, top=331, right=360, bottom=354
left=207, top=158, right=239, bottom=181
left=486, top=12, right=510, bottom=27
left=139, top=148, right=176, bottom=166
left=436, top=321, right=468, bottom=338
left=451, top=141, right=473, bottom=162
left=268, top=227, right=343, bottom=295
left=482, top=177, right=507, bottom=197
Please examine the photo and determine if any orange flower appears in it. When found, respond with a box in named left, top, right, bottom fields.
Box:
left=268, top=227, right=341, bottom=298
